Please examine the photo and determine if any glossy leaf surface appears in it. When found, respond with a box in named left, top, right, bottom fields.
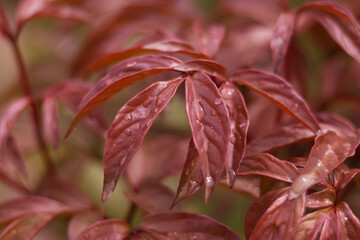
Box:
left=305, top=189, right=336, bottom=209
left=185, top=72, right=231, bottom=201
left=67, top=55, right=181, bottom=136
left=231, top=69, right=320, bottom=133
left=141, top=211, right=241, bottom=240
left=74, top=219, right=130, bottom=240
left=102, top=76, right=184, bottom=201
left=68, top=210, right=103, bottom=240
left=219, top=82, right=249, bottom=186
left=238, top=153, right=299, bottom=183
left=338, top=202, right=360, bottom=239
left=289, top=129, right=359, bottom=199
left=250, top=191, right=305, bottom=240
left=174, top=60, right=227, bottom=81
left=172, top=139, right=203, bottom=207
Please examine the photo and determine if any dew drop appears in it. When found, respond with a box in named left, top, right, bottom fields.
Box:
left=125, top=113, right=132, bottom=121
left=232, top=128, right=237, bottom=134
left=239, top=122, right=246, bottom=128
left=344, top=216, right=348, bottom=221
left=230, top=136, right=236, bottom=144
left=316, top=129, right=324, bottom=136
left=83, top=233, right=91, bottom=240
left=205, top=176, right=215, bottom=188
left=226, top=169, right=236, bottom=187
left=94, top=226, right=99, bottom=232
left=214, top=98, right=222, bottom=105
left=124, top=129, right=132, bottom=136
left=291, top=103, right=299, bottom=111
left=197, top=104, right=205, bottom=121
left=280, top=83, right=286, bottom=89
left=211, top=108, right=217, bottom=116
left=126, top=61, right=136, bottom=67
left=185, top=168, right=190, bottom=175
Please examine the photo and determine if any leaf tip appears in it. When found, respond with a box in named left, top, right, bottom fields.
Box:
left=101, top=182, right=116, bottom=202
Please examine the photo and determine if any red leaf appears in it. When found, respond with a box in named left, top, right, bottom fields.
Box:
left=230, top=69, right=320, bottom=133
left=68, top=210, right=103, bottom=240
left=192, top=22, right=225, bottom=58
left=333, top=164, right=360, bottom=191
left=0, top=196, right=73, bottom=225
left=298, top=1, right=360, bottom=63
left=271, top=12, right=295, bottom=75
left=305, top=189, right=336, bottom=209
left=249, top=191, right=305, bottom=240
left=245, top=188, right=287, bottom=238
left=337, top=202, right=360, bottom=238
left=0, top=213, right=53, bottom=240
left=185, top=72, right=231, bottom=202
left=238, top=153, right=299, bottom=183
left=223, top=175, right=261, bottom=199
left=126, top=134, right=188, bottom=190
left=0, top=97, right=31, bottom=148
left=289, top=129, right=360, bottom=199
left=16, top=0, right=88, bottom=30
left=219, top=82, right=249, bottom=187
left=246, top=122, right=314, bottom=154
left=172, top=138, right=203, bottom=207
left=66, top=55, right=181, bottom=136
left=126, top=182, right=179, bottom=213
left=102, top=76, right=184, bottom=201
left=84, top=40, right=207, bottom=74
left=174, top=59, right=227, bottom=82
left=35, top=176, right=93, bottom=208
left=42, top=97, right=60, bottom=150
left=140, top=211, right=241, bottom=240
left=0, top=136, right=28, bottom=191
left=74, top=219, right=130, bottom=240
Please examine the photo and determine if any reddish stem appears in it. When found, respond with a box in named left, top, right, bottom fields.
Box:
left=0, top=3, right=55, bottom=175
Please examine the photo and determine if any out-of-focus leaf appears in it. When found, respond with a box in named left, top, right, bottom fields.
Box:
left=271, top=12, right=295, bottom=75
left=0, top=97, right=30, bottom=147
left=43, top=80, right=108, bottom=139
left=172, top=139, right=203, bottom=207
left=246, top=123, right=314, bottom=155
left=74, top=219, right=130, bottom=240
left=192, top=22, right=225, bottom=58
left=84, top=40, right=207, bottom=74
left=299, top=1, right=360, bottom=63
left=126, top=134, right=188, bottom=190
left=185, top=72, right=231, bottom=202
left=42, top=97, right=59, bottom=150
left=245, top=188, right=288, bottom=239
left=16, top=0, right=89, bottom=30
left=35, top=175, right=93, bottom=208
left=67, top=55, right=181, bottom=136
left=68, top=210, right=103, bottom=240
left=289, top=129, right=359, bottom=199
left=249, top=191, right=304, bottom=240
left=140, top=211, right=241, bottom=240
left=231, top=69, right=320, bottom=133
left=0, top=213, right=53, bottom=240
left=0, top=136, right=28, bottom=192
left=305, top=189, right=336, bottom=209
left=338, top=202, right=360, bottom=238
left=222, top=175, right=261, bottom=199
left=333, top=164, right=360, bottom=191
left=219, top=82, right=249, bottom=187
left=102, top=76, right=184, bottom=201
left=238, top=153, right=299, bottom=183
left=0, top=196, right=73, bottom=225
left=174, top=59, right=227, bottom=82
left=126, top=182, right=179, bottom=213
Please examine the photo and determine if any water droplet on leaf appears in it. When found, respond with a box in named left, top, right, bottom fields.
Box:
left=211, top=108, right=217, bottom=116
left=226, top=169, right=236, bottom=187
left=83, top=233, right=91, bottom=240
left=214, top=98, right=222, bottom=105
left=230, top=136, right=236, bottom=144
left=239, top=122, right=246, bottom=128
left=124, top=129, right=131, bottom=136
left=125, top=113, right=132, bottom=121
left=205, top=176, right=215, bottom=188
left=126, top=61, right=136, bottom=67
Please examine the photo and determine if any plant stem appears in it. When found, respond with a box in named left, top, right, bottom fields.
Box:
left=125, top=202, right=137, bottom=224
left=0, top=3, right=55, bottom=175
